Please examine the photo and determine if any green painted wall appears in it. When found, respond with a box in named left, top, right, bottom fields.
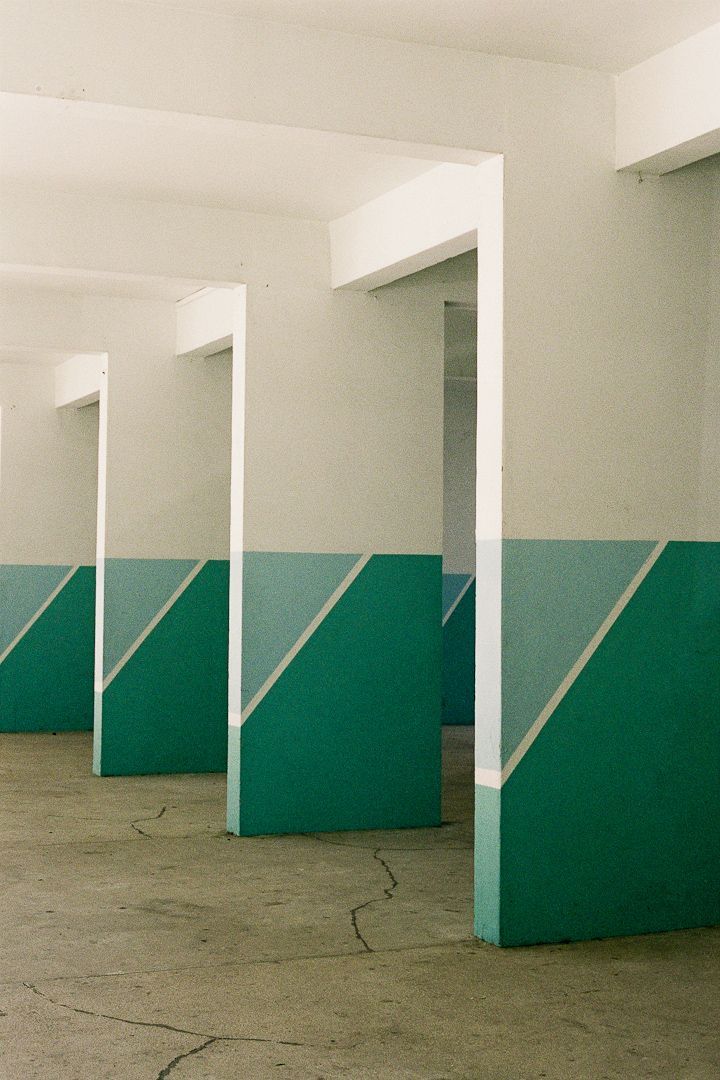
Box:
left=442, top=574, right=475, bottom=725
left=0, top=565, right=95, bottom=732
left=96, top=559, right=229, bottom=775
left=233, top=553, right=442, bottom=835
left=475, top=540, right=720, bottom=946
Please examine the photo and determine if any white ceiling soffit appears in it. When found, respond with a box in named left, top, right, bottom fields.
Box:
left=0, top=264, right=214, bottom=303
left=0, top=94, right=456, bottom=221
left=140, top=0, right=720, bottom=74
left=0, top=345, right=77, bottom=367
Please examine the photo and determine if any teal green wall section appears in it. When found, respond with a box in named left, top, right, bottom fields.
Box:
left=235, top=554, right=442, bottom=835
left=96, top=559, right=229, bottom=775
left=102, top=558, right=198, bottom=676
left=0, top=564, right=72, bottom=653
left=481, top=541, right=720, bottom=947
left=442, top=573, right=471, bottom=619
left=240, top=552, right=360, bottom=709
left=501, top=540, right=656, bottom=764
left=227, top=725, right=241, bottom=835
left=442, top=575, right=475, bottom=725
left=474, top=784, right=501, bottom=945
left=0, top=566, right=95, bottom=732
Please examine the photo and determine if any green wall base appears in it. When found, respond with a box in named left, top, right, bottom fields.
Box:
left=0, top=566, right=95, bottom=732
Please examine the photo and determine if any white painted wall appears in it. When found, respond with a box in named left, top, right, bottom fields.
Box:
left=243, top=253, right=475, bottom=554
left=0, top=9, right=715, bottom=546
left=499, top=72, right=716, bottom=542
left=0, top=287, right=232, bottom=560
left=0, top=363, right=99, bottom=564
left=443, top=375, right=477, bottom=576
left=698, top=160, right=720, bottom=537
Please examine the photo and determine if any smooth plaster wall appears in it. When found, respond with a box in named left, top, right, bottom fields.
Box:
left=698, top=159, right=720, bottom=535
left=443, top=377, right=477, bottom=577
left=243, top=252, right=476, bottom=555
left=0, top=363, right=98, bottom=565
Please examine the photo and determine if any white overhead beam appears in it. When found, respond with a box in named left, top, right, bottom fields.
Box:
left=0, top=1, right=502, bottom=154
left=616, top=22, right=720, bottom=174
left=176, top=287, right=240, bottom=360
left=0, top=187, right=329, bottom=289
left=55, top=352, right=106, bottom=408
left=330, top=161, right=495, bottom=291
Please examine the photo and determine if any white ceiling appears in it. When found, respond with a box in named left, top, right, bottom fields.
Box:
left=142, top=0, right=720, bottom=73
left=0, top=269, right=213, bottom=365
left=0, top=345, right=77, bottom=367
left=0, top=266, right=209, bottom=302
left=0, top=94, right=439, bottom=220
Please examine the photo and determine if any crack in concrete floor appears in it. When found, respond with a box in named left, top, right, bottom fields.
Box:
left=3, top=729, right=718, bottom=1079
left=156, top=1036, right=216, bottom=1079
left=350, top=850, right=400, bottom=952
left=24, top=981, right=307, bottom=1047
left=131, top=806, right=168, bottom=838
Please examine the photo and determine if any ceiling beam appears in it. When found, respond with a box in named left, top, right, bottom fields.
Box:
left=616, top=22, right=720, bottom=174
left=330, top=161, right=495, bottom=290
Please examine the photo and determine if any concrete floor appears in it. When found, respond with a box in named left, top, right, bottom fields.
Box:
left=0, top=728, right=718, bottom=1079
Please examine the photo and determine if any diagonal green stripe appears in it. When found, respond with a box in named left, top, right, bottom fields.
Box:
left=239, top=552, right=361, bottom=711
left=501, top=540, right=657, bottom=766
left=102, top=558, right=198, bottom=677
left=0, top=564, right=72, bottom=655
left=0, top=567, right=95, bottom=732
left=97, top=560, right=229, bottom=775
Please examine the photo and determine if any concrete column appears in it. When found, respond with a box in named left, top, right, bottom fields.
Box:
left=226, top=265, right=480, bottom=835
left=92, top=295, right=232, bottom=776
left=0, top=358, right=99, bottom=731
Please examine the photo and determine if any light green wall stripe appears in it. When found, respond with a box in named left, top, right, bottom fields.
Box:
left=442, top=573, right=472, bottom=619
left=474, top=784, right=501, bottom=945
left=0, top=564, right=72, bottom=655
left=102, top=558, right=198, bottom=677
left=238, top=552, right=360, bottom=712
left=501, top=540, right=656, bottom=765
left=227, top=725, right=241, bottom=835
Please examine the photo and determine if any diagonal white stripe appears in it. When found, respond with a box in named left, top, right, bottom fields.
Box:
left=0, top=565, right=80, bottom=665
left=497, top=540, right=668, bottom=786
left=239, top=553, right=373, bottom=726
left=101, top=560, right=207, bottom=691
left=442, top=574, right=475, bottom=627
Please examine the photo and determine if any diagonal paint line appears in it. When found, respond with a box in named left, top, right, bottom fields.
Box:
left=495, top=539, right=668, bottom=787
left=0, top=566, right=80, bottom=665
left=442, top=574, right=475, bottom=627
left=102, top=560, right=207, bottom=691
left=239, top=553, right=373, bottom=726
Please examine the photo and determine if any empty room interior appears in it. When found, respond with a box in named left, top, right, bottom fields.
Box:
left=1, top=2, right=720, bottom=1077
